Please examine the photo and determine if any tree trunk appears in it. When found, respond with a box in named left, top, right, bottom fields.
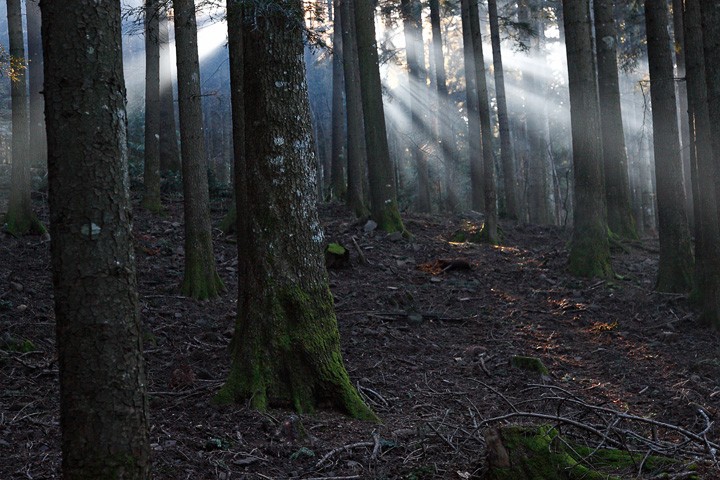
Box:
left=524, top=2, right=553, bottom=225
left=330, top=0, right=346, bottom=200
left=673, top=0, right=693, bottom=229
left=700, top=0, right=720, bottom=217
left=219, top=0, right=376, bottom=420
left=159, top=9, right=181, bottom=175
left=4, top=0, right=44, bottom=236
left=684, top=0, right=720, bottom=327
left=429, top=0, right=459, bottom=213
left=594, top=0, right=637, bottom=239
left=645, top=0, right=694, bottom=292
left=143, top=0, right=162, bottom=212
left=488, top=0, right=517, bottom=220
left=563, top=0, right=613, bottom=278
left=354, top=0, right=406, bottom=233
left=42, top=0, right=150, bottom=476
left=174, top=0, right=225, bottom=299
left=468, top=0, right=498, bottom=242
left=401, top=0, right=431, bottom=213
left=26, top=0, right=45, bottom=171
left=339, top=0, right=369, bottom=217
left=460, top=0, right=484, bottom=212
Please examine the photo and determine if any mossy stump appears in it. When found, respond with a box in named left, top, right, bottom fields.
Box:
left=483, top=425, right=685, bottom=480
left=511, top=355, right=550, bottom=377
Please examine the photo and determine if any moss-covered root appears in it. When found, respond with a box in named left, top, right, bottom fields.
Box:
left=373, top=206, right=410, bottom=238
left=216, top=285, right=378, bottom=422
left=3, top=210, right=46, bottom=237
left=478, top=224, right=500, bottom=245
left=140, top=196, right=164, bottom=214
left=483, top=425, right=685, bottom=480
left=180, top=267, right=225, bottom=300
left=568, top=234, right=613, bottom=279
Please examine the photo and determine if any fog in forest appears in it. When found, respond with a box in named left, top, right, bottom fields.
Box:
left=0, top=1, right=663, bottom=236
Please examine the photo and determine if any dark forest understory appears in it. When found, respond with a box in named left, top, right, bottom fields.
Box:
left=2, top=195, right=719, bottom=479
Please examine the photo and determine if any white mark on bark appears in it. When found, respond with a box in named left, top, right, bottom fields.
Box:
left=81, top=222, right=101, bottom=240
left=602, top=36, right=615, bottom=49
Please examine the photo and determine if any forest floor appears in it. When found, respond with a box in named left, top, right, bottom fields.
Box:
left=2, top=193, right=720, bottom=479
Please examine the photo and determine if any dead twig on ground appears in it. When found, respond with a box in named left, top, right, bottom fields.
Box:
left=315, top=441, right=374, bottom=468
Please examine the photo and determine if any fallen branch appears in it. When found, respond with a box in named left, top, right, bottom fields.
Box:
left=315, top=441, right=374, bottom=468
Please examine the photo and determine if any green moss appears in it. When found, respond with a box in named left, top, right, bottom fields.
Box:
left=180, top=235, right=226, bottom=300
left=450, top=231, right=468, bottom=242
left=478, top=223, right=502, bottom=245
left=216, top=283, right=378, bottom=422
left=486, top=425, right=686, bottom=480
left=326, top=243, right=346, bottom=255
left=568, top=233, right=613, bottom=279
left=1, top=335, right=36, bottom=353
left=511, top=356, right=549, bottom=376
left=180, top=269, right=225, bottom=300
left=3, top=210, right=46, bottom=237
left=140, top=197, right=164, bottom=214
left=374, top=205, right=409, bottom=238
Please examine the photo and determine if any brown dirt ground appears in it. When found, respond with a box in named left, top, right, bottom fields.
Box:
left=2, top=194, right=720, bottom=479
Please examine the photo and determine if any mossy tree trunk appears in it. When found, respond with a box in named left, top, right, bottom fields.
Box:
left=4, top=0, right=44, bottom=236
left=354, top=0, right=406, bottom=234
left=42, top=0, right=150, bottom=476
left=218, top=0, right=376, bottom=421
left=563, top=0, right=612, bottom=278
left=339, top=0, right=369, bottom=218
left=174, top=0, right=225, bottom=299
left=594, top=0, right=637, bottom=240
left=142, top=0, right=162, bottom=213
left=645, top=0, right=694, bottom=292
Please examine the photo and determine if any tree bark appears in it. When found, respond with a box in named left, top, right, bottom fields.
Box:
left=339, top=0, right=369, bottom=217
left=354, top=0, right=406, bottom=233
left=684, top=0, right=720, bottom=327
left=645, top=0, right=694, bottom=292
left=593, top=0, right=637, bottom=239
left=219, top=0, right=376, bottom=420
left=174, top=0, right=225, bottom=299
left=42, top=0, right=150, bottom=477
left=401, top=0, right=431, bottom=213
left=468, top=0, right=498, bottom=242
left=700, top=0, right=720, bottom=214
left=673, top=0, right=693, bottom=229
left=143, top=0, right=162, bottom=212
left=159, top=9, right=181, bottom=175
left=488, top=0, right=517, bottom=220
left=330, top=0, right=346, bottom=200
left=460, top=0, right=484, bottom=212
left=26, top=0, right=45, bottom=171
left=562, top=0, right=613, bottom=278
left=429, top=0, right=459, bottom=213
left=524, top=1, right=553, bottom=225
left=4, top=0, right=44, bottom=236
